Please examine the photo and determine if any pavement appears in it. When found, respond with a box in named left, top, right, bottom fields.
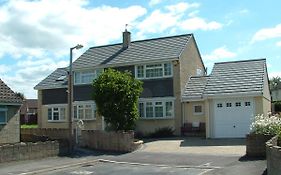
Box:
left=0, top=137, right=267, bottom=175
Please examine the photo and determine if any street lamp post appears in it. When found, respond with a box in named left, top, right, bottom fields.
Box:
left=68, top=44, right=83, bottom=152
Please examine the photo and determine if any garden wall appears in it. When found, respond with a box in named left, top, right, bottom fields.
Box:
left=266, top=136, right=281, bottom=175
left=21, top=128, right=69, bottom=141
left=0, top=141, right=60, bottom=163
left=246, top=134, right=273, bottom=157
left=80, top=130, right=142, bottom=152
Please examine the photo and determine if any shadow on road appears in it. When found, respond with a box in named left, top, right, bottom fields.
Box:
left=67, top=147, right=128, bottom=158
left=238, top=155, right=266, bottom=162
left=180, top=138, right=246, bottom=147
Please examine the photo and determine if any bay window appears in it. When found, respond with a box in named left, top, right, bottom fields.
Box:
left=135, top=63, right=172, bottom=79
left=138, top=98, right=174, bottom=119
left=47, top=107, right=66, bottom=121
left=73, top=102, right=96, bottom=120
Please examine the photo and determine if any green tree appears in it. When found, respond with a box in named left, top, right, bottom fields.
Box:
left=15, top=92, right=25, bottom=100
left=92, top=69, right=143, bottom=131
left=270, top=76, right=281, bottom=90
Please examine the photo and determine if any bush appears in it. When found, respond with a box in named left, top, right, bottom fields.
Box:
left=92, top=69, right=143, bottom=131
left=250, top=113, right=281, bottom=136
left=273, top=101, right=281, bottom=112
left=148, top=127, right=175, bottom=138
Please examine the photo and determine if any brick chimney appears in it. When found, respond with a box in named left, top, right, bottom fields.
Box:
left=122, top=29, right=131, bottom=48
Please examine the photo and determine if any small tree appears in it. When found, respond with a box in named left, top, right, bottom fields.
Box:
left=92, top=69, right=143, bottom=131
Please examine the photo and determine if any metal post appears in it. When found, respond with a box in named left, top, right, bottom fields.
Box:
left=68, top=47, right=74, bottom=152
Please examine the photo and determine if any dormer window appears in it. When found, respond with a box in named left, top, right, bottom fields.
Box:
left=74, top=69, right=103, bottom=85
left=135, top=62, right=172, bottom=79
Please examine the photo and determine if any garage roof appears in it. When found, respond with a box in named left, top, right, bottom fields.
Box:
left=0, top=78, right=23, bottom=104
left=183, top=59, right=267, bottom=100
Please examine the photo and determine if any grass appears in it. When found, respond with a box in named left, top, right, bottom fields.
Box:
left=21, top=124, right=38, bottom=129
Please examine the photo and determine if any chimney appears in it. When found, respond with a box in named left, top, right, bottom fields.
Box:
left=122, top=29, right=131, bottom=48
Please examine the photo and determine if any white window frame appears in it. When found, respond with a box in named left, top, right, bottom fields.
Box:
left=73, top=101, right=96, bottom=121
left=47, top=105, right=66, bottom=122
left=135, top=62, right=173, bottom=79
left=74, top=69, right=103, bottom=85
left=138, top=97, right=175, bottom=119
left=193, top=105, right=203, bottom=115
left=245, top=102, right=251, bottom=107
left=0, top=107, right=7, bottom=124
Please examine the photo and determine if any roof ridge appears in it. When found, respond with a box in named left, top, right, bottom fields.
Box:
left=89, top=33, right=192, bottom=49
left=215, top=58, right=266, bottom=65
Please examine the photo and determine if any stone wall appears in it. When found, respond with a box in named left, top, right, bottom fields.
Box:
left=80, top=130, right=142, bottom=152
left=0, top=107, right=20, bottom=144
left=246, top=134, right=273, bottom=157
left=0, top=141, right=59, bottom=163
left=21, top=128, right=69, bottom=141
left=266, top=136, right=281, bottom=175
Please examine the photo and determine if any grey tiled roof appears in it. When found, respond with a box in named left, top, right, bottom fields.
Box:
left=72, top=34, right=192, bottom=69
left=35, top=34, right=193, bottom=90
left=182, top=76, right=208, bottom=100
left=205, top=59, right=266, bottom=96
left=182, top=59, right=267, bottom=100
left=0, top=79, right=22, bottom=104
left=34, top=68, right=68, bottom=90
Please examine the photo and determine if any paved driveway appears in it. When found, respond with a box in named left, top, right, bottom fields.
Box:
left=0, top=137, right=266, bottom=175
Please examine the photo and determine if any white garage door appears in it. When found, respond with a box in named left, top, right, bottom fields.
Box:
left=213, top=98, right=254, bottom=138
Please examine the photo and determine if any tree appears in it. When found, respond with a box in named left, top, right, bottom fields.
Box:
left=92, top=69, right=143, bottom=131
left=15, top=92, right=25, bottom=100
left=270, top=76, right=281, bottom=91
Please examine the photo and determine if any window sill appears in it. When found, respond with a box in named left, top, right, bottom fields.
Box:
left=193, top=113, right=204, bottom=116
left=73, top=118, right=96, bottom=121
left=139, top=117, right=174, bottom=120
left=0, top=122, right=7, bottom=124
left=136, top=76, right=173, bottom=80
left=48, top=120, right=66, bottom=123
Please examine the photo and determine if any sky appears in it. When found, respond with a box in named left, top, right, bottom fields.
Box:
left=0, top=0, right=281, bottom=99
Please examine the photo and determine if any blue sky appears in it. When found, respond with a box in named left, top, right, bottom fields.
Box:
left=0, top=0, right=281, bottom=98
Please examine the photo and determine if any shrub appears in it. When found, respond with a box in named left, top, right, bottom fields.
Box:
left=148, top=127, right=175, bottom=138
left=92, top=69, right=143, bottom=131
left=250, top=113, right=281, bottom=136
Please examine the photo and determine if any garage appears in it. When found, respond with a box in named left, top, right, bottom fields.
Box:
left=213, top=98, right=254, bottom=138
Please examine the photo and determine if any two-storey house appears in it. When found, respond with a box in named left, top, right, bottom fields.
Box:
left=34, top=31, right=205, bottom=135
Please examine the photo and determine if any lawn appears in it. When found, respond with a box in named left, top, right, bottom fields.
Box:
left=21, top=124, right=38, bottom=129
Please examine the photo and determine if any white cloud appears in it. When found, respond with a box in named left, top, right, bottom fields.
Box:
left=179, top=17, right=222, bottom=31
left=149, top=0, right=163, bottom=6
left=0, top=64, right=11, bottom=74
left=252, top=24, right=281, bottom=43
left=202, top=46, right=237, bottom=61
left=165, top=2, right=200, bottom=13
left=276, top=41, right=281, bottom=47
left=269, top=71, right=281, bottom=79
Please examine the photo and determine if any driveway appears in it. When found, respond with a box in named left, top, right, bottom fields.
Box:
left=0, top=137, right=266, bottom=175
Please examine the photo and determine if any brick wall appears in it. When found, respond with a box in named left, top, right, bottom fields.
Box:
left=266, top=136, right=281, bottom=175
left=80, top=130, right=142, bottom=152
left=0, top=141, right=59, bottom=163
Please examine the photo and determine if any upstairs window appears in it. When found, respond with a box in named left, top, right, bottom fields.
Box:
left=74, top=69, right=103, bottom=84
left=193, top=105, right=203, bottom=115
left=135, top=63, right=172, bottom=79
left=0, top=107, right=7, bottom=124
left=48, top=107, right=66, bottom=121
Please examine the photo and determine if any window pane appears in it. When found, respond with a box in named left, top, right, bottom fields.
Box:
left=164, top=63, right=172, bottom=76
left=81, top=72, right=94, bottom=84
left=137, top=66, right=144, bottom=78
left=146, top=102, right=153, bottom=118
left=194, top=106, right=202, bottom=113
left=226, top=103, right=232, bottom=107
left=73, top=105, right=77, bottom=119
left=78, top=105, right=84, bottom=119
left=60, top=108, right=65, bottom=120
left=235, top=102, right=241, bottom=107
left=85, top=105, right=92, bottom=119
left=138, top=103, right=144, bottom=118
left=166, top=102, right=173, bottom=117
left=0, top=111, right=6, bottom=123
left=217, top=103, right=223, bottom=108
left=53, top=111, right=59, bottom=120
left=48, top=108, right=52, bottom=120
left=155, top=106, right=163, bottom=118
left=245, top=102, right=251, bottom=106
left=96, top=69, right=103, bottom=77
left=74, top=72, right=80, bottom=84
left=146, top=64, right=163, bottom=78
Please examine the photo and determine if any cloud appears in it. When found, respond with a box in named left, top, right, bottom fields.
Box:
left=202, top=46, right=237, bottom=61
left=0, top=64, right=11, bottom=74
left=269, top=71, right=281, bottom=79
left=276, top=41, right=281, bottom=47
left=252, top=24, right=281, bottom=43
left=179, top=17, right=222, bottom=31
left=149, top=0, right=163, bottom=6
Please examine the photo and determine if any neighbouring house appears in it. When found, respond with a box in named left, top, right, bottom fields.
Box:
left=0, top=79, right=22, bottom=144
left=182, top=59, right=271, bottom=138
left=271, top=85, right=281, bottom=102
left=20, top=99, right=38, bottom=125
left=34, top=31, right=205, bottom=135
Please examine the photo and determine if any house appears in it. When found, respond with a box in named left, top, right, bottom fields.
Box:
left=0, top=79, right=22, bottom=144
left=182, top=59, right=271, bottom=138
left=20, top=99, right=38, bottom=125
left=34, top=30, right=205, bottom=135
